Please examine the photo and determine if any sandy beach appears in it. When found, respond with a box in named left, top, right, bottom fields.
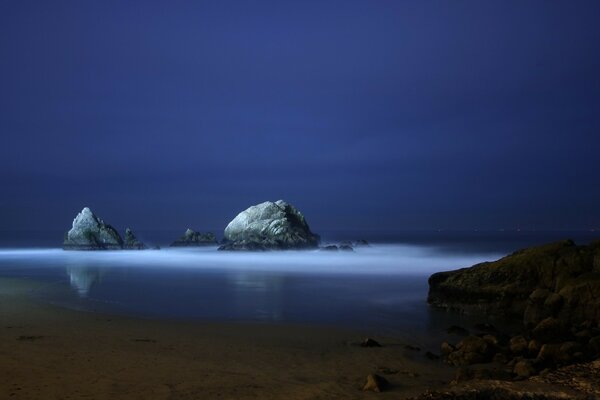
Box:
left=0, top=277, right=454, bottom=399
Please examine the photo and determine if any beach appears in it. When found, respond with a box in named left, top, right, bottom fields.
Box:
left=0, top=277, right=454, bottom=399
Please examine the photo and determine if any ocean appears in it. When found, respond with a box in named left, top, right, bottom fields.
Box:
left=0, top=230, right=597, bottom=347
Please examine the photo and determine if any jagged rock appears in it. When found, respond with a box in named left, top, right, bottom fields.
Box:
left=321, top=245, right=338, bottom=251
left=339, top=244, right=354, bottom=251
left=219, top=200, right=319, bottom=251
left=124, top=228, right=147, bottom=250
left=355, top=239, right=369, bottom=246
left=63, top=207, right=123, bottom=250
left=362, top=374, right=388, bottom=392
left=170, top=229, right=217, bottom=247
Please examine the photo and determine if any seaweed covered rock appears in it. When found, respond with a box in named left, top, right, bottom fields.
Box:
left=124, top=228, right=147, bottom=250
left=219, top=200, right=319, bottom=251
left=63, top=207, right=123, bottom=250
left=428, top=239, right=600, bottom=327
left=170, top=229, right=217, bottom=247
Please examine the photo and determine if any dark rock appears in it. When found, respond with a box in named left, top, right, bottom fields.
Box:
left=63, top=207, right=123, bottom=250
left=532, top=317, right=569, bottom=343
left=556, top=342, right=582, bottom=364
left=403, top=344, right=421, bottom=351
left=354, top=239, right=370, bottom=246
left=218, top=240, right=268, bottom=251
left=510, top=335, right=529, bottom=355
left=528, top=339, right=542, bottom=356
left=482, top=334, right=499, bottom=347
left=447, top=335, right=494, bottom=366
left=441, top=341, right=455, bottom=356
left=447, top=325, right=470, bottom=336
left=339, top=244, right=354, bottom=251
left=588, top=336, right=600, bottom=356
left=320, top=245, right=338, bottom=251
left=536, top=344, right=561, bottom=366
left=170, top=228, right=217, bottom=247
left=428, top=240, right=600, bottom=328
left=425, top=351, right=440, bottom=360
left=220, top=200, right=320, bottom=251
left=362, top=374, right=389, bottom=392
left=124, top=228, right=147, bottom=250
left=513, top=359, right=536, bottom=379
left=493, top=352, right=508, bottom=364
left=361, top=338, right=382, bottom=348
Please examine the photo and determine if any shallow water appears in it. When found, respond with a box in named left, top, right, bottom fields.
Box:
left=0, top=244, right=509, bottom=347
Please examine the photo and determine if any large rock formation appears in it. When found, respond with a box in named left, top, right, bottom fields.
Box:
left=169, top=228, right=217, bottom=247
left=428, top=239, right=600, bottom=327
left=219, top=200, right=320, bottom=251
left=124, top=228, right=147, bottom=250
left=63, top=207, right=123, bottom=250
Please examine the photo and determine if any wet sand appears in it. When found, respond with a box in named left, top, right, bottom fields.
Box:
left=0, top=277, right=453, bottom=399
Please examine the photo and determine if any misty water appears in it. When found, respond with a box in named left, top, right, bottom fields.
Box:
left=0, top=231, right=597, bottom=347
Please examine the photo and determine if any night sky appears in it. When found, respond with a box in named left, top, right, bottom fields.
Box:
left=1, top=1, right=599, bottom=234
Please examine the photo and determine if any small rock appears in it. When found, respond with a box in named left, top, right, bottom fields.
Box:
left=425, top=351, right=440, bottom=360
left=510, top=335, right=528, bottom=355
left=447, top=335, right=493, bottom=366
left=362, top=374, right=389, bottom=392
left=588, top=336, right=600, bottom=356
left=536, top=343, right=561, bottom=365
left=482, top=334, right=498, bottom=346
left=170, top=228, right=217, bottom=247
left=532, top=317, right=568, bottom=343
left=493, top=353, right=508, bottom=364
left=543, top=293, right=563, bottom=312
left=528, top=339, right=541, bottom=356
left=441, top=341, right=455, bottom=356
left=513, top=360, right=536, bottom=379
left=321, top=245, right=338, bottom=251
left=124, top=227, right=147, bottom=250
left=361, top=338, right=382, bottom=348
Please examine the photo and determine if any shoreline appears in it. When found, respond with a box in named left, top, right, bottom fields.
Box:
left=1, top=276, right=455, bottom=399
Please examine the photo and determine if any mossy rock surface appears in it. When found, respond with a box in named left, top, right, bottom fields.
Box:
left=428, top=239, right=600, bottom=326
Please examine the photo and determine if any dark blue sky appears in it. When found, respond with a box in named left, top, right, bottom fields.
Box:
left=1, top=1, right=599, bottom=233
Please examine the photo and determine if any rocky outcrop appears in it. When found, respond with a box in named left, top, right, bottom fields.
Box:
left=219, top=200, right=319, bottom=251
left=428, top=239, right=600, bottom=327
left=63, top=207, right=123, bottom=250
left=429, top=239, right=600, bottom=385
left=169, top=228, right=217, bottom=247
left=124, top=228, right=147, bottom=250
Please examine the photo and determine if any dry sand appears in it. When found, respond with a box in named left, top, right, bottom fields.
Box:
left=0, top=277, right=454, bottom=399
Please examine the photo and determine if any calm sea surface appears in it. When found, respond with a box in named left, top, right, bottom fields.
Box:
left=0, top=230, right=597, bottom=347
